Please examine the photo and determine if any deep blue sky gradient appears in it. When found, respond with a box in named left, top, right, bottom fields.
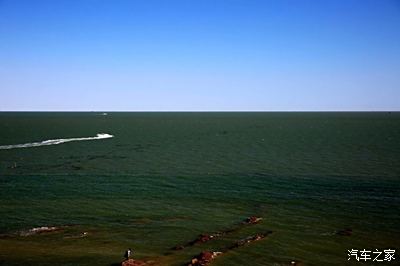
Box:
left=1, top=0, right=399, bottom=111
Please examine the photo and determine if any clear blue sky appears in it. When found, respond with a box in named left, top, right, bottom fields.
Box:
left=0, top=0, right=399, bottom=111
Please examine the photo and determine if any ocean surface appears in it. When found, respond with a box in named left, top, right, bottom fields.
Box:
left=0, top=112, right=399, bottom=266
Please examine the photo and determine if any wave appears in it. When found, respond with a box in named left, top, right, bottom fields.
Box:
left=19, top=226, right=62, bottom=236
left=0, top=133, right=114, bottom=150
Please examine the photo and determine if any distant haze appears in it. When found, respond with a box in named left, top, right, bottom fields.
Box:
left=0, top=0, right=399, bottom=111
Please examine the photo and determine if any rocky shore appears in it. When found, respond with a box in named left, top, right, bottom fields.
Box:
left=173, top=216, right=263, bottom=250
left=187, top=251, right=222, bottom=266
left=121, top=259, right=147, bottom=266
left=2, top=216, right=297, bottom=266
left=186, top=231, right=273, bottom=266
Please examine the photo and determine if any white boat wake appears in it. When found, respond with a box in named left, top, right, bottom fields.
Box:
left=0, top=133, right=114, bottom=150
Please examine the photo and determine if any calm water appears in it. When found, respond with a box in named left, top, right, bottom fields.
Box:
left=0, top=112, right=399, bottom=266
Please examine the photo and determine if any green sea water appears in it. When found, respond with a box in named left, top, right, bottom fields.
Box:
left=0, top=112, right=399, bottom=266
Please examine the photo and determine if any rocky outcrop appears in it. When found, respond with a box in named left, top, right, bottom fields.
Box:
left=228, top=231, right=272, bottom=250
left=187, top=251, right=222, bottom=266
left=179, top=233, right=218, bottom=248
left=121, top=259, right=147, bottom=266
left=243, top=216, right=263, bottom=225
left=187, top=232, right=272, bottom=266
left=173, top=216, right=263, bottom=250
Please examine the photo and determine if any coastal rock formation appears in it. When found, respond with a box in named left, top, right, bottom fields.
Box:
left=198, top=234, right=213, bottom=242
left=187, top=251, right=222, bottom=266
left=187, top=232, right=272, bottom=265
left=183, top=233, right=218, bottom=247
left=121, top=259, right=147, bottom=266
left=229, top=232, right=272, bottom=250
left=243, top=216, right=263, bottom=224
left=173, top=216, right=263, bottom=250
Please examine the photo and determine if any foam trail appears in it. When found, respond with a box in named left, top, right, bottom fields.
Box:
left=0, top=133, right=114, bottom=150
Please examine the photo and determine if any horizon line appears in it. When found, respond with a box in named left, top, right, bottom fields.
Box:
left=0, top=110, right=399, bottom=113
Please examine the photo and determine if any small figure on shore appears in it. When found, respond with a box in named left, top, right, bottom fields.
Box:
left=124, top=248, right=133, bottom=260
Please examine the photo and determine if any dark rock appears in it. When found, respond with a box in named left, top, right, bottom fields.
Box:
left=229, top=231, right=273, bottom=250
left=173, top=216, right=264, bottom=250
left=187, top=232, right=272, bottom=265
left=121, top=259, right=147, bottom=266
left=198, top=234, right=213, bottom=243
left=243, top=216, right=263, bottom=224
left=187, top=251, right=222, bottom=266
left=185, top=233, right=218, bottom=247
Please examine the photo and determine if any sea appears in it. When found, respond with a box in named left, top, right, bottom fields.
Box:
left=0, top=112, right=399, bottom=266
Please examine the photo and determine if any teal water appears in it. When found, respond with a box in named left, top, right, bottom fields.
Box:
left=0, top=112, right=399, bottom=265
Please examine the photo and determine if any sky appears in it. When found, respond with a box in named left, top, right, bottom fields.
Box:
left=0, top=0, right=399, bottom=111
